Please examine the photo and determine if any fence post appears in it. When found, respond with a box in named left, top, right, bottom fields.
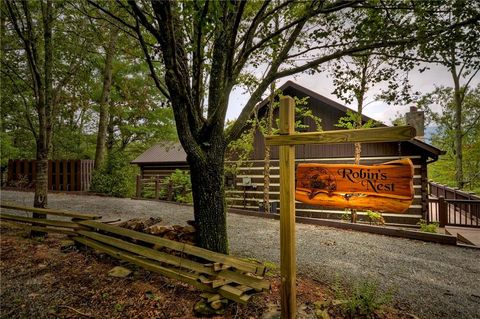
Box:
left=155, top=176, right=160, bottom=200
left=438, top=196, right=447, bottom=227
left=279, top=96, right=296, bottom=319
left=167, top=180, right=173, bottom=201
left=136, top=175, right=142, bottom=198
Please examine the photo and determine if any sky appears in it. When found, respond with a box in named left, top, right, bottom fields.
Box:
left=226, top=63, right=480, bottom=126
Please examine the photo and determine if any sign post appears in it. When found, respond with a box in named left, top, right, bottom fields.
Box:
left=279, top=96, right=296, bottom=319
left=270, top=96, right=416, bottom=319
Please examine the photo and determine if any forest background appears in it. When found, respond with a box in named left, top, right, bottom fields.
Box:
left=0, top=1, right=480, bottom=201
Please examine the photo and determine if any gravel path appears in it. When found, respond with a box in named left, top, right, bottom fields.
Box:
left=2, top=190, right=479, bottom=319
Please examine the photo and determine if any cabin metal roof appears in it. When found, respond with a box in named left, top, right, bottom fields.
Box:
left=131, top=142, right=186, bottom=164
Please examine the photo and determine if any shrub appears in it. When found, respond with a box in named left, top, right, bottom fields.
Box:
left=366, top=210, right=385, bottom=225
left=90, top=152, right=137, bottom=198
left=338, top=280, right=392, bottom=317
left=341, top=210, right=351, bottom=221
left=160, top=169, right=193, bottom=203
left=417, top=219, right=439, bottom=233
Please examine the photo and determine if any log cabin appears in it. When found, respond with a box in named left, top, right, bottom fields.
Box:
left=132, top=81, right=444, bottom=225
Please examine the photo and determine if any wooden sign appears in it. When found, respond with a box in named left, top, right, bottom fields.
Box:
left=295, top=158, right=414, bottom=213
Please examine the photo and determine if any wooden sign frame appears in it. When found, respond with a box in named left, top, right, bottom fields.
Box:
left=266, top=96, right=416, bottom=319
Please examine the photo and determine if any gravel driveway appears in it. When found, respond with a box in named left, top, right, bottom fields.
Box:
left=1, top=190, right=479, bottom=319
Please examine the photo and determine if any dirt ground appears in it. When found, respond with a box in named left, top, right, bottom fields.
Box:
left=0, top=224, right=416, bottom=319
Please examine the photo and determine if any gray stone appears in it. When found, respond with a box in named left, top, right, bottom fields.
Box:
left=108, top=266, right=132, bottom=278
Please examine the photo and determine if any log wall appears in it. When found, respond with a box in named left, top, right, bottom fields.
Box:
left=226, top=155, right=427, bottom=225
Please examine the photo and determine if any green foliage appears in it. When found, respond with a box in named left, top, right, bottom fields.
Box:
left=335, top=110, right=377, bottom=130
left=225, top=119, right=255, bottom=176
left=159, top=170, right=193, bottom=204
left=337, top=279, right=392, bottom=317
left=419, top=85, right=480, bottom=191
left=0, top=132, right=19, bottom=168
left=263, top=260, right=279, bottom=276
left=90, top=152, right=137, bottom=198
left=268, top=94, right=322, bottom=133
left=331, top=53, right=416, bottom=108
left=390, top=112, right=406, bottom=126
left=242, top=258, right=278, bottom=276
left=366, top=210, right=385, bottom=225
left=417, top=219, right=438, bottom=233
left=341, top=210, right=351, bottom=221
left=114, top=303, right=125, bottom=312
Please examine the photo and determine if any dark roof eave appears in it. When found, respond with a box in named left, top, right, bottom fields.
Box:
left=407, top=139, right=446, bottom=158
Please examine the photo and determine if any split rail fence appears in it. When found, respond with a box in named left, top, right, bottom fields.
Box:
left=0, top=203, right=270, bottom=306
left=427, top=182, right=480, bottom=227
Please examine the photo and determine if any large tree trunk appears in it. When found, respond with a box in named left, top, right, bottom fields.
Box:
left=188, top=148, right=228, bottom=254
left=452, top=68, right=464, bottom=189
left=94, top=32, right=117, bottom=169
left=33, top=115, right=49, bottom=210
left=34, top=151, right=48, bottom=208
left=106, top=112, right=115, bottom=152
left=32, top=0, right=54, bottom=236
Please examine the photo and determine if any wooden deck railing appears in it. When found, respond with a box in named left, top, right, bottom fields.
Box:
left=428, top=181, right=480, bottom=227
left=429, top=181, right=479, bottom=201
left=428, top=194, right=480, bottom=228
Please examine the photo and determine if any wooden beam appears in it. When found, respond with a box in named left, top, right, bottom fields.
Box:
left=279, top=96, right=297, bottom=319
left=0, top=213, right=86, bottom=230
left=77, top=230, right=217, bottom=274
left=0, top=221, right=77, bottom=235
left=265, top=126, right=416, bottom=146
left=73, top=236, right=215, bottom=293
left=1, top=203, right=101, bottom=220
left=78, top=220, right=265, bottom=275
left=218, top=285, right=251, bottom=304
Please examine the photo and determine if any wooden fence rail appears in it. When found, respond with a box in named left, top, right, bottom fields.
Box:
left=428, top=197, right=480, bottom=228
left=429, top=181, right=479, bottom=201
left=0, top=202, right=270, bottom=306
left=428, top=181, right=480, bottom=228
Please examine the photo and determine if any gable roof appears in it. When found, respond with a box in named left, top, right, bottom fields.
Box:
left=257, top=81, right=444, bottom=159
left=274, top=81, right=374, bottom=123
left=131, top=142, right=186, bottom=164
left=133, top=82, right=444, bottom=165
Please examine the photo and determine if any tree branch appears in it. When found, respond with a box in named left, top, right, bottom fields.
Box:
left=2, top=70, right=38, bottom=139
left=133, top=16, right=171, bottom=100
left=87, top=0, right=136, bottom=31
left=227, top=18, right=307, bottom=144
left=192, top=0, right=209, bottom=114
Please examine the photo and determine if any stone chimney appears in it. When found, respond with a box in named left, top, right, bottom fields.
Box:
left=405, top=106, right=425, bottom=141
